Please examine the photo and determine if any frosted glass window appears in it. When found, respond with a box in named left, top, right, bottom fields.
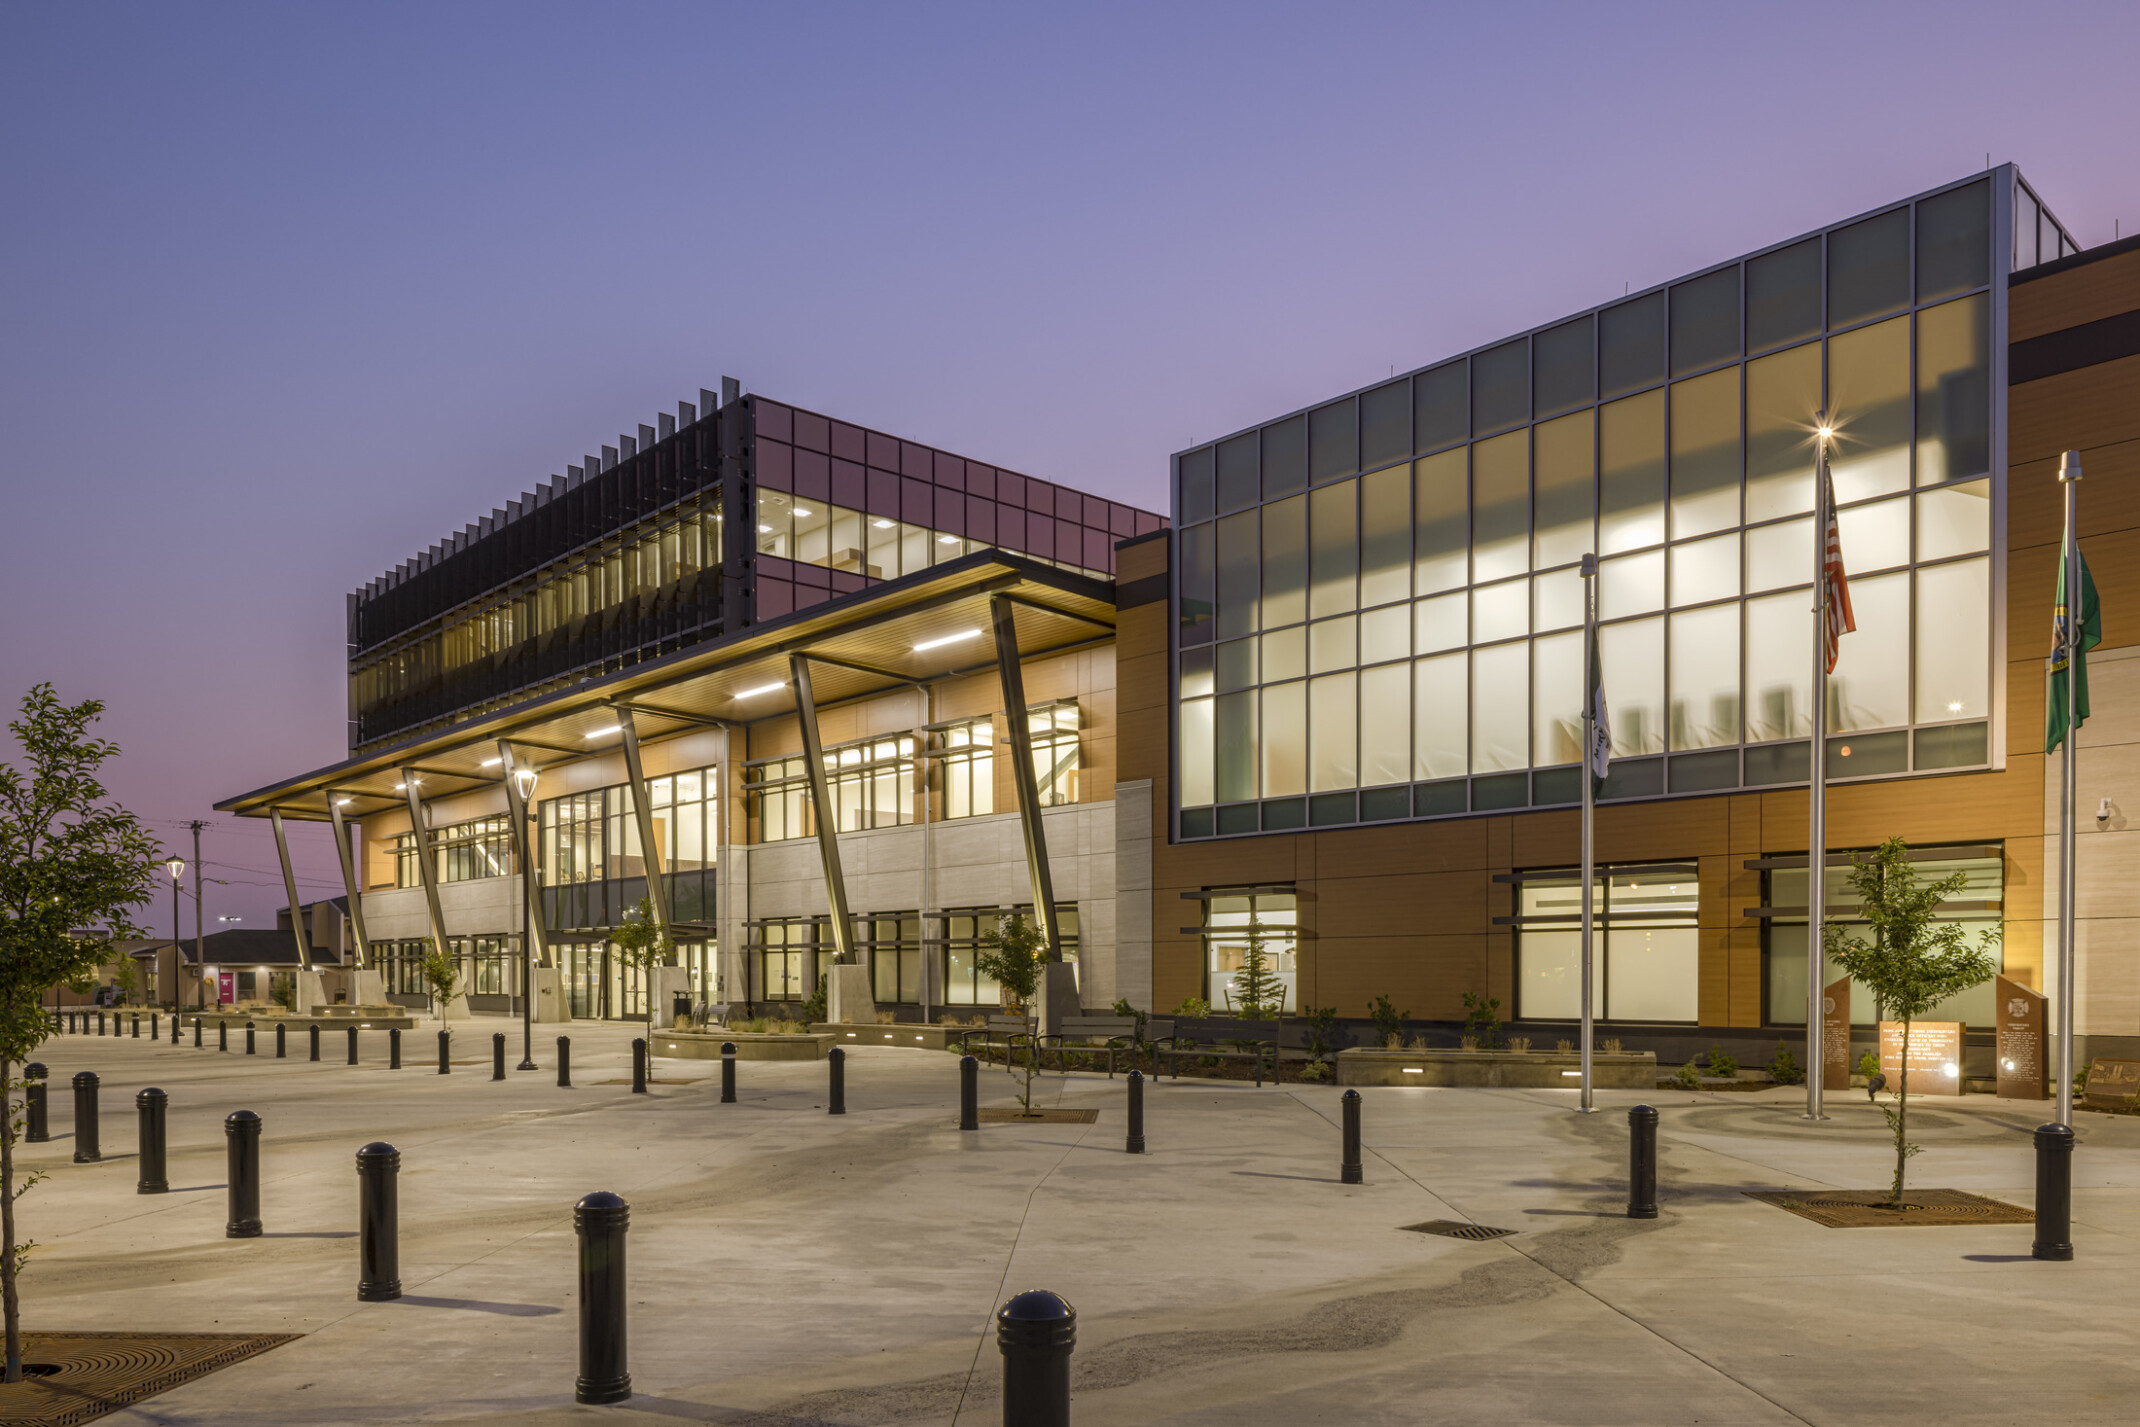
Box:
left=1600, top=389, right=1666, bottom=553
left=1215, top=637, right=1256, bottom=692
left=1472, top=431, right=1530, bottom=581
left=1828, top=316, right=1911, bottom=502
left=1179, top=448, right=1214, bottom=525
left=1746, top=518, right=1811, bottom=592
left=1261, top=682, right=1306, bottom=797
left=1830, top=571, right=1909, bottom=731
left=1533, top=410, right=1595, bottom=568
left=1179, top=698, right=1214, bottom=805
left=1600, top=617, right=1664, bottom=755
left=1308, top=615, right=1357, bottom=674
left=1671, top=533, right=1740, bottom=607
left=1360, top=463, right=1411, bottom=607
left=1521, top=930, right=1580, bottom=1019
left=1745, top=342, right=1820, bottom=521
left=1918, top=479, right=1990, bottom=560
left=1534, top=567, right=1583, bottom=631
left=1414, top=653, right=1467, bottom=780
left=1216, top=510, right=1259, bottom=640
left=1360, top=663, right=1411, bottom=788
left=1180, top=646, right=1214, bottom=698
left=1533, top=631, right=1584, bottom=766
left=1309, top=673, right=1358, bottom=791
left=1261, top=625, right=1305, bottom=682
left=1413, top=592, right=1466, bottom=654
left=1262, top=495, right=1306, bottom=627
left=1916, top=558, right=1990, bottom=722
left=1670, top=368, right=1740, bottom=537
left=1471, top=642, right=1529, bottom=773
left=1668, top=604, right=1739, bottom=749
left=1361, top=603, right=1410, bottom=665
left=1606, top=926, right=1699, bottom=1021
left=1413, top=449, right=1468, bottom=594
left=1744, top=592, right=1812, bottom=742
left=1179, top=523, right=1213, bottom=642
left=1839, top=495, right=1909, bottom=573
left=1473, top=577, right=1529, bottom=643
left=1917, top=295, right=1991, bottom=484
left=1309, top=481, right=1357, bottom=617
left=1215, top=691, right=1256, bottom=802
left=1599, top=549, right=1664, bottom=619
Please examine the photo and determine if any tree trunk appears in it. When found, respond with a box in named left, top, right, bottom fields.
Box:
left=1893, top=1019, right=1912, bottom=1208
left=3, top=1056, right=20, bottom=1382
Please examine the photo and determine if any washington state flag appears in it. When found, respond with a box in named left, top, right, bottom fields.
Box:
left=2046, top=548, right=2101, bottom=755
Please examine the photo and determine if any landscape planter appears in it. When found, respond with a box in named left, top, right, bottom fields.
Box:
left=655, top=1030, right=835, bottom=1061
left=1336, top=1048, right=1657, bottom=1088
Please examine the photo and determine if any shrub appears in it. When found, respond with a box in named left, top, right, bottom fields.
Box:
left=1173, top=995, right=1211, bottom=1018
left=1368, top=994, right=1409, bottom=1047
left=1298, top=1005, right=1339, bottom=1061
left=1461, top=992, right=1504, bottom=1050
left=799, top=974, right=828, bottom=1025
left=1705, top=1044, right=1739, bottom=1079
left=1857, top=1050, right=1881, bottom=1079
left=1673, top=1061, right=1702, bottom=1089
left=1767, top=1042, right=1805, bottom=1086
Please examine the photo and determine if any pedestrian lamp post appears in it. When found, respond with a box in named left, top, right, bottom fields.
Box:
left=166, top=857, right=185, bottom=1010
left=510, top=760, right=541, bottom=1072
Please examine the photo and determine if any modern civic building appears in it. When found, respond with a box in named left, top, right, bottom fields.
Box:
left=218, top=383, right=1164, bottom=1024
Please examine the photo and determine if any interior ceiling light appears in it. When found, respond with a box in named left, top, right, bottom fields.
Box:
left=793, top=507, right=812, bottom=517
left=938, top=534, right=958, bottom=544
left=758, top=524, right=773, bottom=533
left=736, top=682, right=787, bottom=699
left=585, top=726, right=623, bottom=741
left=334, top=798, right=353, bottom=807
left=392, top=780, right=420, bottom=791
left=914, top=629, right=982, bottom=652
left=479, top=756, right=502, bottom=767
left=873, top=519, right=894, bottom=529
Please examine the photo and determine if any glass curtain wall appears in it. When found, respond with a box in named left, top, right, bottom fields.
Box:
left=394, top=815, right=516, bottom=886
left=538, top=764, right=720, bottom=931
left=1174, top=173, right=2001, bottom=839
left=755, top=491, right=1112, bottom=580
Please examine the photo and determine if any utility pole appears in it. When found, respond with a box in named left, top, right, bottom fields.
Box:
left=189, top=820, right=207, bottom=1011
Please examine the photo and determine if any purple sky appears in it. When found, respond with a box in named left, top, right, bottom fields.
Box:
left=4, top=1, right=2136, bottom=933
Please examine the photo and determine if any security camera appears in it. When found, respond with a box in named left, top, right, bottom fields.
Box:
left=2098, top=798, right=2114, bottom=823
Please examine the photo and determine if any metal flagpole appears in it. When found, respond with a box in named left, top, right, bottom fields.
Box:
left=1579, top=554, right=1598, bottom=1112
left=1805, top=416, right=1832, bottom=1122
left=2057, top=450, right=2083, bottom=1126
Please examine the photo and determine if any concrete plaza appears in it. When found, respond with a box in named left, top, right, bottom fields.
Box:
left=11, top=1021, right=2139, bottom=1425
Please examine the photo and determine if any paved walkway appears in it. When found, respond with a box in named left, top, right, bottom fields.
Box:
left=11, top=1020, right=2137, bottom=1424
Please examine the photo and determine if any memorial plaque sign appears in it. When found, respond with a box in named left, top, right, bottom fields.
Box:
left=1878, top=1020, right=1964, bottom=1096
left=1822, top=976, right=1852, bottom=1088
left=1993, top=975, right=2046, bottom=1101
left=2083, top=1058, right=2140, bottom=1112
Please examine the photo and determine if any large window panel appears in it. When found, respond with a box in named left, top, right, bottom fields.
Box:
left=1472, top=431, right=1530, bottom=581
left=1534, top=567, right=1583, bottom=631
left=1599, top=292, right=1667, bottom=398
left=1216, top=509, right=1259, bottom=641
left=1179, top=524, right=1214, bottom=643
left=1308, top=615, right=1356, bottom=674
left=1215, top=691, right=1257, bottom=803
left=1533, top=631, right=1584, bottom=766
left=1745, top=342, right=1820, bottom=521
left=1361, top=603, right=1410, bottom=665
left=1917, top=179, right=1990, bottom=302
left=1746, top=518, right=1811, bottom=592
left=1261, top=682, right=1306, bottom=797
left=1414, top=592, right=1466, bottom=654
left=1606, top=924, right=1699, bottom=1022
left=1360, top=463, right=1411, bottom=607
left=1216, top=433, right=1259, bottom=515
left=1918, top=479, right=1990, bottom=561
left=1262, top=494, right=1306, bottom=627
left=1839, top=495, right=1910, bottom=573
left=1413, top=448, right=1469, bottom=594
left=1309, top=481, right=1358, bottom=617
left=1310, top=397, right=1358, bottom=484
left=1533, top=410, right=1596, bottom=568
left=1744, top=591, right=1812, bottom=742
left=1668, top=603, right=1739, bottom=749
left=1601, top=389, right=1667, bottom=553
left=1671, top=267, right=1740, bottom=375
left=1473, top=339, right=1530, bottom=433
left=1828, top=315, right=1911, bottom=502
left=1179, top=697, right=1214, bottom=806
left=1471, top=642, right=1529, bottom=773
left=1670, top=532, right=1739, bottom=607
left=1262, top=625, right=1305, bottom=682
left=1414, top=653, right=1467, bottom=780
left=1746, top=237, right=1823, bottom=353
left=1829, top=207, right=1910, bottom=328
left=1600, top=616, right=1664, bottom=755
left=1916, top=558, right=1990, bottom=723
left=1917, top=295, right=1990, bottom=485
left=1830, top=571, right=1909, bottom=732
left=1360, top=663, right=1411, bottom=788
left=1599, top=549, right=1664, bottom=619
left=1669, top=368, right=1740, bottom=537
left=1309, top=672, right=1358, bottom=791
left=1415, top=363, right=1468, bottom=452
left=1360, top=379, right=1411, bottom=471
left=1262, top=416, right=1306, bottom=500
left=1534, top=316, right=1595, bottom=417
left=1473, top=577, right=1529, bottom=643
left=1178, top=448, right=1214, bottom=525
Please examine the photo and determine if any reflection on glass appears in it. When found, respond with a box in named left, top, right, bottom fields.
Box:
left=1217, top=433, right=1259, bottom=514
left=1361, top=603, right=1410, bottom=665
left=1309, top=482, right=1357, bottom=617
left=1916, top=559, right=1989, bottom=722
left=1414, top=592, right=1466, bottom=654
left=1918, top=480, right=1990, bottom=560
left=1179, top=448, right=1214, bottom=525
left=1472, top=642, right=1529, bottom=773
left=1670, top=267, right=1739, bottom=375
left=1830, top=572, right=1908, bottom=731
left=1745, top=342, right=1820, bottom=521
left=1216, top=692, right=1256, bottom=802
left=1670, top=368, right=1740, bottom=537
left=1360, top=464, right=1411, bottom=606
left=1746, top=519, right=1811, bottom=592
left=1179, top=698, right=1213, bottom=805
left=1179, top=523, right=1213, bottom=642
left=1669, top=604, right=1739, bottom=749
left=1533, top=410, right=1595, bottom=568
left=1414, top=652, right=1467, bottom=780
left=1216, top=509, right=1259, bottom=640
left=1600, top=291, right=1667, bottom=398
left=1179, top=645, right=1214, bottom=698
left=1839, top=496, right=1909, bottom=572
left=1360, top=663, right=1410, bottom=787
left=1917, top=295, right=1990, bottom=484
left=1828, top=315, right=1910, bottom=501
left=1261, top=682, right=1305, bottom=797
left=1261, top=625, right=1305, bottom=682
left=1917, top=178, right=1989, bottom=302
left=1828, top=207, right=1910, bottom=328
left=1309, top=397, right=1357, bottom=484
left=1533, top=631, right=1583, bottom=765
left=1746, top=237, right=1823, bottom=352
left=1473, top=577, right=1529, bottom=643
left=1310, top=672, right=1357, bottom=790
left=1472, top=431, right=1530, bottom=580
left=1415, top=363, right=1468, bottom=452
left=1744, top=592, right=1811, bottom=741
left=1599, top=549, right=1664, bottom=618
left=1262, top=494, right=1305, bottom=627
left=1601, top=389, right=1666, bottom=553
left=1534, top=316, right=1595, bottom=416
left=1671, top=533, right=1740, bottom=607
left=1309, top=615, right=1357, bottom=674
left=1361, top=380, right=1410, bottom=470
left=1413, top=448, right=1468, bottom=593
left=1534, top=567, right=1583, bottom=631
left=1473, top=339, right=1530, bottom=433
left=1262, top=416, right=1306, bottom=499
left=1600, top=617, right=1664, bottom=755
left=1215, top=637, right=1256, bottom=692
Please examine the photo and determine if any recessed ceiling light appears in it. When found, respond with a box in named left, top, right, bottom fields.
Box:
left=334, top=798, right=353, bottom=807
left=736, top=682, right=786, bottom=699
left=392, top=780, right=420, bottom=791
left=793, top=507, right=812, bottom=517
left=758, top=524, right=773, bottom=533
left=873, top=519, right=894, bottom=529
left=914, top=629, right=982, bottom=652
left=585, top=726, right=623, bottom=741
left=480, top=756, right=502, bottom=767
left=938, top=534, right=958, bottom=544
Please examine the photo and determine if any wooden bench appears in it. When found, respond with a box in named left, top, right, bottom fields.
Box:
left=1038, top=1015, right=1140, bottom=1076
left=1159, top=1018, right=1283, bottom=1086
left=954, top=1014, right=1038, bottom=1064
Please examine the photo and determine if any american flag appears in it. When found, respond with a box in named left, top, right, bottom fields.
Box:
left=1822, top=466, right=1855, bottom=672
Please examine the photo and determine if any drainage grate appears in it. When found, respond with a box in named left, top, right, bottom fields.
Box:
left=1400, top=1219, right=1515, bottom=1241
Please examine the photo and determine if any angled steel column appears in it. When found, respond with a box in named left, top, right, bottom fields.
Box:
left=399, top=770, right=453, bottom=965
left=497, top=742, right=547, bottom=1071
left=989, top=593, right=1061, bottom=960
left=610, top=707, right=672, bottom=940
left=789, top=654, right=854, bottom=963
left=324, top=794, right=374, bottom=971
left=268, top=808, right=315, bottom=970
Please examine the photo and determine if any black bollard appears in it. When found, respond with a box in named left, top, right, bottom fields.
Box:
left=218, top=1021, right=228, bottom=1053
left=346, top=1024, right=357, bottom=1065
left=492, top=1032, right=505, bottom=1082
left=997, top=1289, right=1075, bottom=1427
left=98, top=1011, right=106, bottom=1036
left=389, top=1028, right=401, bottom=1070
left=1627, top=1104, right=1660, bottom=1220
left=72, top=1071, right=101, bottom=1163
left=309, top=1023, right=320, bottom=1062
left=136, top=1088, right=169, bottom=1194
left=276, top=1023, right=287, bottom=1059
left=1126, top=1068, right=1145, bottom=1153
left=246, top=1021, right=256, bottom=1056
left=828, top=1045, right=845, bottom=1115
left=631, top=1038, right=647, bottom=1094
left=573, top=1191, right=631, bottom=1404
left=960, top=1054, right=978, bottom=1132
left=356, top=1142, right=402, bottom=1300
left=437, top=1029, right=450, bottom=1074
left=2033, top=1122, right=2075, bottom=1261
left=225, top=1110, right=262, bottom=1238
left=169, top=1013, right=179, bottom=1044
left=720, top=1042, right=735, bottom=1103
left=151, top=1011, right=159, bottom=1040
left=24, top=1064, right=48, bottom=1143
left=557, top=1035, right=572, bottom=1088
left=132, top=1013, right=140, bottom=1039
left=192, top=1015, right=201, bottom=1048
left=1340, top=1088, right=1363, bottom=1185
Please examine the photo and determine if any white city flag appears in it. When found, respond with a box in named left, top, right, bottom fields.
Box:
left=1587, top=634, right=1611, bottom=792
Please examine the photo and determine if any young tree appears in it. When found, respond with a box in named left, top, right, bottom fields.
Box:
left=1229, top=914, right=1284, bottom=1020
left=1824, top=836, right=1999, bottom=1208
left=421, top=943, right=464, bottom=1026
left=610, top=895, right=671, bottom=1044
left=0, top=686, right=158, bottom=1381
left=974, top=911, right=1046, bottom=1113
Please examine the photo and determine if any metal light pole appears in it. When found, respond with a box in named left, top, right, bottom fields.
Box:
left=166, top=857, right=185, bottom=1009
left=1578, top=553, right=1598, bottom=1113
left=497, top=746, right=544, bottom=1071
left=2056, top=450, right=2083, bottom=1127
left=1804, top=416, right=1834, bottom=1122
